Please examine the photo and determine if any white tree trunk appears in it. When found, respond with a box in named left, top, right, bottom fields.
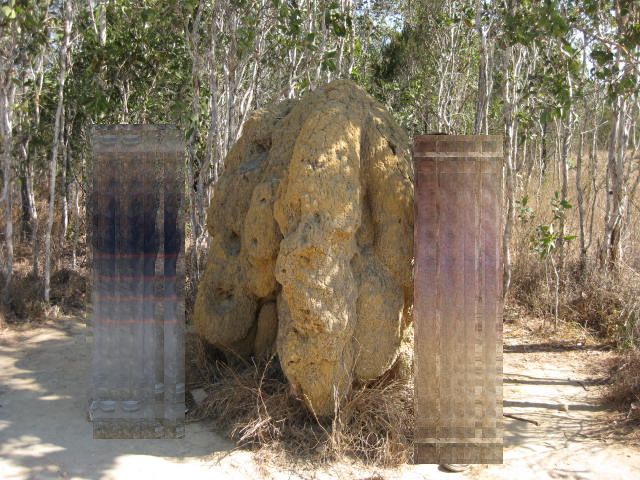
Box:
left=44, top=0, right=73, bottom=302
left=19, top=143, right=37, bottom=240
left=207, top=3, right=220, bottom=193
left=0, top=82, right=16, bottom=304
left=61, top=111, right=69, bottom=242
left=557, top=85, right=574, bottom=270
left=474, top=0, right=493, bottom=135
left=186, top=0, right=205, bottom=281
left=603, top=94, right=629, bottom=269
left=576, top=130, right=587, bottom=271
left=502, top=44, right=524, bottom=295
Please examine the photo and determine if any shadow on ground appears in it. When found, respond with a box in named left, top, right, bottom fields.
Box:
left=0, top=318, right=234, bottom=480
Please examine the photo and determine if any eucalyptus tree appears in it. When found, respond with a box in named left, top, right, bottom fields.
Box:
left=527, top=0, right=640, bottom=271
left=586, top=0, right=640, bottom=270
left=16, top=45, right=47, bottom=245
left=185, top=0, right=206, bottom=281
left=406, top=0, right=477, bottom=134
left=44, top=0, right=73, bottom=302
left=498, top=0, right=639, bottom=296
left=481, top=0, right=585, bottom=292
left=502, top=1, right=583, bottom=298
left=362, top=0, right=479, bottom=136
left=57, top=0, right=193, bottom=289
left=474, top=0, right=496, bottom=134
left=0, top=5, right=20, bottom=303
left=500, top=36, right=528, bottom=294
left=0, top=0, right=50, bottom=303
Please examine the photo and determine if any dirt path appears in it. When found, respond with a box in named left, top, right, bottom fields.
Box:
left=1, top=317, right=639, bottom=479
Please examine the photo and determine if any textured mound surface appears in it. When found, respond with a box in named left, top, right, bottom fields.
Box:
left=194, top=80, right=414, bottom=416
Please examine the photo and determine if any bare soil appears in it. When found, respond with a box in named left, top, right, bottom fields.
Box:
left=1, top=314, right=639, bottom=479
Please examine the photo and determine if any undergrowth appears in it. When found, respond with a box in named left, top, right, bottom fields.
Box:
left=606, top=350, right=640, bottom=422
left=188, top=344, right=414, bottom=466
left=509, top=166, right=640, bottom=424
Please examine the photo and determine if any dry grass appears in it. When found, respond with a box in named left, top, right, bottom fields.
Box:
left=3, top=263, right=87, bottom=323
left=509, top=153, right=640, bottom=426
left=606, top=350, right=640, bottom=422
left=510, top=152, right=640, bottom=347
left=564, top=265, right=640, bottom=345
left=331, top=374, right=414, bottom=464
left=188, top=356, right=414, bottom=466
left=2, top=206, right=88, bottom=324
left=510, top=254, right=640, bottom=344
left=185, top=329, right=223, bottom=389
left=6, top=271, right=45, bottom=320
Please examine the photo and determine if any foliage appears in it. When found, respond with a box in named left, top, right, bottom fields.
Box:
left=516, top=194, right=534, bottom=223
left=531, top=192, right=576, bottom=259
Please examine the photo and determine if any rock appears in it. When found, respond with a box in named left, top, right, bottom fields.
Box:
left=194, top=80, right=414, bottom=416
left=190, top=388, right=208, bottom=406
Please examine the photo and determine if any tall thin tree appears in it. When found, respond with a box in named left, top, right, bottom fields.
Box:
left=44, top=0, right=73, bottom=302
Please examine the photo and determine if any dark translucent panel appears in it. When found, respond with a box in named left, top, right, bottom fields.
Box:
left=87, top=125, right=185, bottom=439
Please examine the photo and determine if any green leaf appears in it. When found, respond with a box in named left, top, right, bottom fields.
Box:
left=325, top=49, right=337, bottom=59
left=1, top=6, right=16, bottom=19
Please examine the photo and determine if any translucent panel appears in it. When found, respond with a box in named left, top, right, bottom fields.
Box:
left=413, top=135, right=503, bottom=464
left=87, top=125, right=185, bottom=439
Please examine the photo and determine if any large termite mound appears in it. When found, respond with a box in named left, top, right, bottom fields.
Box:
left=194, top=80, right=414, bottom=416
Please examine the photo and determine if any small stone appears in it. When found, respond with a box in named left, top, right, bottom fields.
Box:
left=190, top=388, right=207, bottom=406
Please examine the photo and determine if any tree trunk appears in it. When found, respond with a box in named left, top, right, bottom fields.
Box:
left=586, top=116, right=599, bottom=254
left=0, top=14, right=20, bottom=304
left=474, top=0, right=492, bottom=135
left=89, top=0, right=106, bottom=45
left=186, top=0, right=205, bottom=282
left=61, top=112, right=69, bottom=242
left=19, top=144, right=37, bottom=241
left=523, top=134, right=536, bottom=193
left=557, top=100, right=574, bottom=271
left=603, top=94, right=628, bottom=270
left=0, top=82, right=16, bottom=304
left=576, top=130, right=587, bottom=272
left=502, top=44, right=524, bottom=296
left=224, top=7, right=238, bottom=155
left=44, top=0, right=72, bottom=302
left=72, top=154, right=85, bottom=269
left=207, top=3, right=220, bottom=193
left=29, top=53, right=45, bottom=276
left=541, top=119, right=549, bottom=175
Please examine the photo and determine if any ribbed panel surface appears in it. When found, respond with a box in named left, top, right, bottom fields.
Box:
left=413, top=135, right=503, bottom=464
left=88, top=125, right=185, bottom=438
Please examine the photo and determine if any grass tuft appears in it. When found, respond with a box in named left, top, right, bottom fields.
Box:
left=188, top=356, right=414, bottom=466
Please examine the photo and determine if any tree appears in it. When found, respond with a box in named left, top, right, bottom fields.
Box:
left=1, top=0, right=50, bottom=303
left=44, top=0, right=73, bottom=302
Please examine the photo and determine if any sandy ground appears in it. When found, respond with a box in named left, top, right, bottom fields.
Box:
left=1, top=317, right=639, bottom=480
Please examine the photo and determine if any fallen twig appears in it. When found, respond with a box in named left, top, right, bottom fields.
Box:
left=572, top=378, right=589, bottom=391
left=504, top=413, right=539, bottom=426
